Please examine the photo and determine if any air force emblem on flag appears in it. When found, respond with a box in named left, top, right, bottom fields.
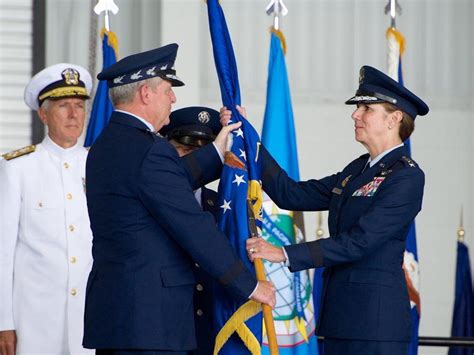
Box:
left=261, top=201, right=315, bottom=347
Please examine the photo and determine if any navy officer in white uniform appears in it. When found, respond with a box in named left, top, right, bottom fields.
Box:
left=160, top=106, right=222, bottom=355
left=223, top=66, right=429, bottom=355
left=0, top=64, right=94, bottom=355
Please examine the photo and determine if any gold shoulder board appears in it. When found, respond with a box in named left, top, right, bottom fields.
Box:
left=2, top=145, right=36, bottom=161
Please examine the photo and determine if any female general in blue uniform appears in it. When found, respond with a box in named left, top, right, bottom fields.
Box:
left=225, top=66, right=429, bottom=355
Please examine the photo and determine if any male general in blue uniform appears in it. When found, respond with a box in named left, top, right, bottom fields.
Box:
left=160, top=106, right=222, bottom=355
left=225, top=66, right=429, bottom=355
left=83, top=44, right=275, bottom=355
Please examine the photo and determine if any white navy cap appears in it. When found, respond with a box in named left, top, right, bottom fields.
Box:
left=24, top=63, right=92, bottom=111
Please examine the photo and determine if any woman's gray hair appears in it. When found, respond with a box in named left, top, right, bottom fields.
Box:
left=109, top=77, right=163, bottom=106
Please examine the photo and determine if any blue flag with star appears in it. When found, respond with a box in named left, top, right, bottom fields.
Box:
left=84, top=29, right=117, bottom=147
left=207, top=0, right=264, bottom=354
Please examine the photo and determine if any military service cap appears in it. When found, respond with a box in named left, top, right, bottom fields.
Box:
left=97, top=43, right=184, bottom=88
left=345, top=65, right=429, bottom=119
left=24, top=63, right=92, bottom=111
left=160, top=106, right=221, bottom=147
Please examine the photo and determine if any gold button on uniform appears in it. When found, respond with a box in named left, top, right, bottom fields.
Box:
left=70, top=288, right=77, bottom=296
left=69, top=225, right=75, bottom=232
left=64, top=162, right=69, bottom=169
left=196, top=309, right=203, bottom=316
left=66, top=193, right=72, bottom=200
left=196, top=284, right=204, bottom=292
left=70, top=256, right=77, bottom=263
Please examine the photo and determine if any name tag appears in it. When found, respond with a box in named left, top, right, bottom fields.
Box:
left=332, top=187, right=342, bottom=195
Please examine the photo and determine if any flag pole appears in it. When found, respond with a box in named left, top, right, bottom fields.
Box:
left=266, top=0, right=288, bottom=31
left=316, top=212, right=324, bottom=239
left=247, top=200, right=279, bottom=355
left=458, top=206, right=465, bottom=242
left=384, top=0, right=402, bottom=29
left=85, top=0, right=119, bottom=147
left=248, top=5, right=291, bottom=354
left=93, top=0, right=119, bottom=31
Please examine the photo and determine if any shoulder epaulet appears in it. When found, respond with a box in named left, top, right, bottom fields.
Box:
left=2, top=145, right=36, bottom=161
left=400, top=155, right=418, bottom=168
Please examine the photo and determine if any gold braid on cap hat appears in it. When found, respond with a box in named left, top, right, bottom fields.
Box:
left=38, top=86, right=88, bottom=101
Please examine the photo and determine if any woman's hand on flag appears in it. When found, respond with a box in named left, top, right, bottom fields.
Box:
left=219, top=105, right=248, bottom=126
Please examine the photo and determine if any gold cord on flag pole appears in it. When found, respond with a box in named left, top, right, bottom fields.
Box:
left=270, top=28, right=287, bottom=56
left=213, top=300, right=262, bottom=355
left=458, top=206, right=465, bottom=242
left=247, top=200, right=279, bottom=355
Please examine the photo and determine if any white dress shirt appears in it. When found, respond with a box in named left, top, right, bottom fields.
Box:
left=0, top=135, right=93, bottom=354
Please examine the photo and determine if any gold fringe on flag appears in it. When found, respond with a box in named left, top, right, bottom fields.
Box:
left=294, top=317, right=309, bottom=343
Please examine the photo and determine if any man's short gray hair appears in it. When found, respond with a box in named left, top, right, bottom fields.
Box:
left=39, top=98, right=87, bottom=112
left=109, top=77, right=163, bottom=106
left=40, top=99, right=51, bottom=111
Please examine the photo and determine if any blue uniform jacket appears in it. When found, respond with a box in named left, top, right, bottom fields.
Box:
left=192, top=187, right=219, bottom=355
left=83, top=111, right=257, bottom=350
left=260, top=145, right=424, bottom=342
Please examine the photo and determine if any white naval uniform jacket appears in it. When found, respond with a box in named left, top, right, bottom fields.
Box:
left=0, top=135, right=93, bottom=354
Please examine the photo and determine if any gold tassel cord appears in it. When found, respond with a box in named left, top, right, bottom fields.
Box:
left=100, top=28, right=119, bottom=59
left=213, top=300, right=262, bottom=355
left=236, top=324, right=261, bottom=355
left=248, top=180, right=263, bottom=216
left=385, top=27, right=405, bottom=56
left=270, top=28, right=287, bottom=55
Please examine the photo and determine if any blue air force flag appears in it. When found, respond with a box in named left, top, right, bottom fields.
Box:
left=261, top=30, right=318, bottom=355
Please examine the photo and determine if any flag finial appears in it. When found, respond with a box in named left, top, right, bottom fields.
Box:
left=266, top=0, right=288, bottom=31
left=94, top=0, right=119, bottom=31
left=458, top=206, right=465, bottom=242
left=384, top=0, right=402, bottom=28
